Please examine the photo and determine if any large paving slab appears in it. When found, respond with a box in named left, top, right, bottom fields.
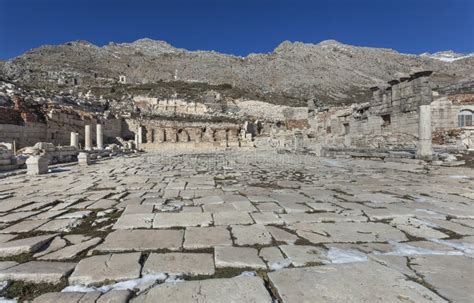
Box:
left=214, top=246, right=267, bottom=269
left=183, top=226, right=232, bottom=249
left=69, top=253, right=142, bottom=286
left=409, top=255, right=474, bottom=303
left=231, top=224, right=273, bottom=246
left=142, top=253, right=215, bottom=276
left=94, top=230, right=184, bottom=252
left=132, top=276, right=272, bottom=303
left=153, top=213, right=212, bottom=228
left=113, top=213, right=154, bottom=229
left=0, top=261, right=76, bottom=284
left=0, top=234, right=57, bottom=257
left=268, top=262, right=446, bottom=302
left=291, top=222, right=407, bottom=243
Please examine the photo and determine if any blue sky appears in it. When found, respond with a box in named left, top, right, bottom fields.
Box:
left=0, top=0, right=473, bottom=59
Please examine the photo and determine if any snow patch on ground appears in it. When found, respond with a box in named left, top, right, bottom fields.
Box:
left=378, top=241, right=463, bottom=256
left=326, top=247, right=368, bottom=264
left=62, top=273, right=169, bottom=293
left=238, top=271, right=257, bottom=277
left=269, top=258, right=292, bottom=271
left=430, top=239, right=474, bottom=255
left=448, top=175, right=469, bottom=179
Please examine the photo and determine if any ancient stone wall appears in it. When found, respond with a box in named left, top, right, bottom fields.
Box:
left=0, top=108, right=123, bottom=149
left=308, top=71, right=472, bottom=150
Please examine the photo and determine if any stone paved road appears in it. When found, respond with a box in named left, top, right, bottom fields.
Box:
left=0, top=151, right=473, bottom=302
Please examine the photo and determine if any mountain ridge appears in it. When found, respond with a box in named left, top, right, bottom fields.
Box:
left=1, top=38, right=473, bottom=107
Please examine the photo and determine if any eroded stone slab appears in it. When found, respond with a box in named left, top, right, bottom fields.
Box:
left=231, top=224, right=273, bottom=246
left=183, top=226, right=232, bottom=249
left=113, top=214, right=154, bottom=229
left=133, top=276, right=272, bottom=303
left=410, top=255, right=474, bottom=303
left=0, top=234, right=56, bottom=257
left=292, top=222, right=407, bottom=243
left=268, top=262, right=446, bottom=302
left=69, top=253, right=141, bottom=286
left=213, top=211, right=254, bottom=225
left=94, top=230, right=183, bottom=252
left=143, top=253, right=215, bottom=276
left=0, top=261, right=76, bottom=284
left=153, top=213, right=212, bottom=228
left=214, top=246, right=266, bottom=269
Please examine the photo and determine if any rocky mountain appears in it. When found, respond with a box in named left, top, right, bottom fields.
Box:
left=1, top=39, right=473, bottom=107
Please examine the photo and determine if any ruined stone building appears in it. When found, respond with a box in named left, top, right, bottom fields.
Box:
left=308, top=71, right=474, bottom=151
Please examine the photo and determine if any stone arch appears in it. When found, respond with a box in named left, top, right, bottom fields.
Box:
left=177, top=129, right=190, bottom=142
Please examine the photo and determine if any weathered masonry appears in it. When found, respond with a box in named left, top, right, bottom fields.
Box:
left=309, top=71, right=474, bottom=150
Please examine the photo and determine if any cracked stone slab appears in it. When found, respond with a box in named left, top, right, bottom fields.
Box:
left=214, top=246, right=266, bottom=269
left=153, top=213, right=212, bottom=228
left=132, top=276, right=272, bottom=303
left=142, top=253, right=215, bottom=276
left=279, top=245, right=328, bottom=266
left=69, top=253, right=142, bottom=286
left=94, top=230, right=183, bottom=252
left=268, top=262, right=446, bottom=302
left=34, top=236, right=68, bottom=258
left=292, top=222, right=407, bottom=243
left=39, top=237, right=102, bottom=260
left=0, top=234, right=57, bottom=257
left=231, top=224, right=273, bottom=246
left=35, top=218, right=82, bottom=232
left=410, top=255, right=474, bottom=303
left=33, top=291, right=102, bottom=303
left=113, top=213, right=154, bottom=229
left=183, top=226, right=232, bottom=249
left=0, top=219, right=49, bottom=234
left=0, top=261, right=76, bottom=284
left=265, top=226, right=298, bottom=244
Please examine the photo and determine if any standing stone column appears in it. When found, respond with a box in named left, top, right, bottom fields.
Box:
left=70, top=132, right=78, bottom=148
left=96, top=124, right=104, bottom=150
left=417, top=105, right=433, bottom=160
left=84, top=125, right=92, bottom=151
left=137, top=126, right=144, bottom=144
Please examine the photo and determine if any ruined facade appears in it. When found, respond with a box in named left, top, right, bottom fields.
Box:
left=308, top=72, right=474, bottom=151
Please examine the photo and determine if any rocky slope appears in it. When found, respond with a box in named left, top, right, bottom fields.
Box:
left=1, top=38, right=473, bottom=107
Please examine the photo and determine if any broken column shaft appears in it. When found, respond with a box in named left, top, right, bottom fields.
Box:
left=85, top=125, right=92, bottom=151
left=417, top=105, right=433, bottom=160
